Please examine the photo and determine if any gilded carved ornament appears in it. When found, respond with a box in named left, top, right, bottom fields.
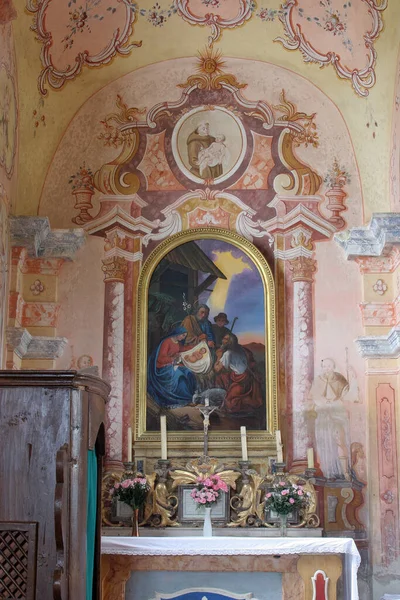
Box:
left=102, top=459, right=319, bottom=530
left=169, top=456, right=240, bottom=491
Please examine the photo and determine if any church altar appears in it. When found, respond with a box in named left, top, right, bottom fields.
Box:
left=101, top=536, right=360, bottom=600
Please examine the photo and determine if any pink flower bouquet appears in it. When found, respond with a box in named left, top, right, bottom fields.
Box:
left=265, top=480, right=310, bottom=516
left=111, top=476, right=150, bottom=509
left=190, top=474, right=228, bottom=508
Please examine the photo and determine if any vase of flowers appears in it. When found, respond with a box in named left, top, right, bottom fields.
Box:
left=190, top=474, right=228, bottom=537
left=112, top=475, right=150, bottom=536
left=264, top=480, right=309, bottom=537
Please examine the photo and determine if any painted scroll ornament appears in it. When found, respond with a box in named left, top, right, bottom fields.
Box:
left=26, top=0, right=142, bottom=95
left=275, top=0, right=388, bottom=97
left=175, top=0, right=253, bottom=46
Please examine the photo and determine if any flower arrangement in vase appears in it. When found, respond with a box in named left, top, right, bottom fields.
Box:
left=265, top=480, right=310, bottom=536
left=190, top=474, right=228, bottom=537
left=112, top=475, right=150, bottom=536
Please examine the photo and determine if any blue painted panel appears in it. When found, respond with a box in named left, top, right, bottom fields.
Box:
left=126, top=571, right=282, bottom=600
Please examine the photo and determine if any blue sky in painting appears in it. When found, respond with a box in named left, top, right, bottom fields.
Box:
left=197, top=239, right=265, bottom=343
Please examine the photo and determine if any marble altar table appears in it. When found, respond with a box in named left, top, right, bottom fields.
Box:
left=101, top=536, right=360, bottom=600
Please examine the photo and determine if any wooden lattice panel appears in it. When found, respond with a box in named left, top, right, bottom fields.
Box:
left=0, top=523, right=37, bottom=600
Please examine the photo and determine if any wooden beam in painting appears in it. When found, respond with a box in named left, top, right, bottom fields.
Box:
left=194, top=273, right=218, bottom=297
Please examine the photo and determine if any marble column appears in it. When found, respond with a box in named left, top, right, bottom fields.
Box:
left=102, top=256, right=127, bottom=463
left=289, top=256, right=316, bottom=470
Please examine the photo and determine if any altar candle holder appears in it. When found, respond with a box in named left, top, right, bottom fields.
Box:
left=155, top=458, right=171, bottom=481
left=274, top=462, right=286, bottom=475
left=123, top=461, right=135, bottom=473
left=304, top=467, right=317, bottom=480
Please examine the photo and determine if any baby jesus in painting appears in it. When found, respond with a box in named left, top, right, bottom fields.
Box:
left=198, top=134, right=229, bottom=178
left=185, top=346, right=207, bottom=363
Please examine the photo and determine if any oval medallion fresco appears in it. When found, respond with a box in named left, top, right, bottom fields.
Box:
left=172, top=106, right=247, bottom=184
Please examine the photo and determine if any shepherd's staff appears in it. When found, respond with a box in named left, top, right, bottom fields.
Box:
left=230, top=317, right=238, bottom=333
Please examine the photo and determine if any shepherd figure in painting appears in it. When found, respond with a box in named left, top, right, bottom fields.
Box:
left=212, top=312, right=231, bottom=350
left=214, top=333, right=263, bottom=414
left=147, top=326, right=197, bottom=407
left=187, top=122, right=223, bottom=179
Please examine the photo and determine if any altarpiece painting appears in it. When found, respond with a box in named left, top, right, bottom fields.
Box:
left=135, top=229, right=276, bottom=447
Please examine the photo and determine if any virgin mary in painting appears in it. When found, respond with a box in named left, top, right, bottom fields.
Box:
left=148, top=326, right=197, bottom=407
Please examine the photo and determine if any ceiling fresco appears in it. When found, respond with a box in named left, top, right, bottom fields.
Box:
left=26, top=0, right=388, bottom=97
left=276, top=0, right=388, bottom=97
left=26, top=0, right=141, bottom=95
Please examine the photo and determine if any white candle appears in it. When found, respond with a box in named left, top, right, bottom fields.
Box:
left=275, top=430, right=283, bottom=463
left=127, top=427, right=132, bottom=463
left=307, top=447, right=314, bottom=469
left=205, top=398, right=209, bottom=407
left=240, top=426, right=248, bottom=461
left=160, top=415, right=167, bottom=460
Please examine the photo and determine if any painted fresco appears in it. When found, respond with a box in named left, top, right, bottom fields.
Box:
left=276, top=0, right=388, bottom=96
left=172, top=107, right=246, bottom=184
left=31, top=47, right=398, bottom=596
left=26, top=0, right=141, bottom=95
left=146, top=238, right=267, bottom=432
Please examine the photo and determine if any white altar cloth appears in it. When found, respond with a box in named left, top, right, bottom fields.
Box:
left=101, top=536, right=360, bottom=600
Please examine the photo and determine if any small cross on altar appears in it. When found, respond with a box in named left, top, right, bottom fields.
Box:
left=198, top=399, right=216, bottom=456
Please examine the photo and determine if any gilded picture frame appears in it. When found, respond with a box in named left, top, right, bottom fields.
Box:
left=134, top=227, right=277, bottom=456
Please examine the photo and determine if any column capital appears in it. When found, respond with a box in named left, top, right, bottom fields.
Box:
left=288, top=256, right=317, bottom=282
left=102, top=256, right=128, bottom=283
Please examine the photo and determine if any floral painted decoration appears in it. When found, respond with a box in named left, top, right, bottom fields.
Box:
left=324, top=158, right=351, bottom=189
left=68, top=164, right=95, bottom=191
left=265, top=480, right=310, bottom=515
left=257, top=7, right=282, bottom=22
left=297, top=1, right=353, bottom=52
left=373, top=279, right=388, bottom=296
left=191, top=474, right=228, bottom=508
left=111, top=475, right=150, bottom=509
left=30, top=279, right=45, bottom=296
